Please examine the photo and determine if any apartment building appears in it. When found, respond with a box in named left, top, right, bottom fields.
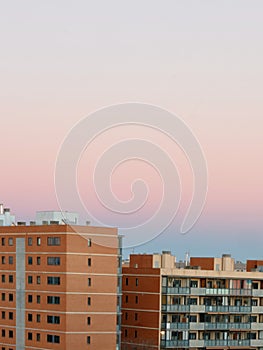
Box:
left=0, top=222, right=122, bottom=350
left=122, top=252, right=263, bottom=350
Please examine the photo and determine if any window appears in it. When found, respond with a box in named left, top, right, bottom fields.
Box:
left=47, top=334, right=60, bottom=343
left=47, top=296, right=60, bottom=304
left=87, top=239, right=92, bottom=247
left=88, top=258, right=91, bottom=266
left=36, top=314, right=41, bottom=322
left=28, top=276, right=33, bottom=284
left=47, top=315, right=60, bottom=324
left=9, top=294, right=13, bottom=302
left=125, top=295, right=128, bottom=303
left=135, top=330, right=137, bottom=338
left=37, top=295, right=41, bottom=304
left=8, top=330, right=13, bottom=338
left=37, top=256, right=41, bottom=265
left=1, top=274, right=5, bottom=283
left=47, top=276, right=60, bottom=285
left=28, top=332, right=33, bottom=340
left=47, top=257, right=60, bottom=265
left=8, top=238, right=13, bottom=246
left=28, top=295, right=33, bottom=303
left=8, top=256, right=13, bottom=264
left=2, top=329, right=5, bottom=337
left=8, top=312, right=13, bottom=320
left=87, top=297, right=91, bottom=306
left=2, top=311, right=5, bottom=319
left=135, top=295, right=138, bottom=304
left=37, top=237, right=41, bottom=246
left=28, top=237, right=32, bottom=246
left=28, top=256, right=33, bottom=265
left=2, top=256, right=5, bottom=264
left=125, top=278, right=129, bottom=286
left=9, top=275, right=13, bottom=283
left=28, top=314, right=33, bottom=322
left=125, top=312, right=128, bottom=320
left=88, top=278, right=91, bottom=287
left=87, top=317, right=91, bottom=325
left=189, top=333, right=197, bottom=340
left=1, top=238, right=5, bottom=246
left=2, top=293, right=5, bottom=301
left=136, top=278, right=139, bottom=286
left=37, top=276, right=41, bottom=284
left=36, top=333, right=40, bottom=341
left=135, top=313, right=138, bottom=321
left=87, top=336, right=91, bottom=344
left=47, top=237, right=61, bottom=246
left=124, top=329, right=127, bottom=337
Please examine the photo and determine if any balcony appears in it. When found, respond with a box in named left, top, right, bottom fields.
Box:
left=190, top=305, right=205, bottom=312
left=252, top=289, right=263, bottom=297
left=205, top=305, right=251, bottom=313
left=205, top=288, right=252, bottom=296
left=162, top=287, right=190, bottom=294
left=205, top=322, right=250, bottom=330
left=250, top=339, right=263, bottom=347
left=204, top=340, right=250, bottom=347
left=252, top=306, right=263, bottom=313
left=161, top=322, right=189, bottom=330
left=251, top=322, right=263, bottom=330
left=162, top=304, right=190, bottom=312
left=160, top=340, right=189, bottom=348
left=189, top=322, right=204, bottom=330
left=190, top=287, right=206, bottom=295
left=189, top=340, right=204, bottom=347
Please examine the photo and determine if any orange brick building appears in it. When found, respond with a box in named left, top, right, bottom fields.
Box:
left=0, top=224, right=121, bottom=350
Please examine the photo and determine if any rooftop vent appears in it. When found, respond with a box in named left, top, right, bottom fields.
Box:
left=17, top=221, right=26, bottom=226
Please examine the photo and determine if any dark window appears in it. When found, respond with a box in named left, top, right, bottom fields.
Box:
left=28, top=256, right=33, bottom=265
left=37, top=295, right=41, bottom=304
left=88, top=258, right=91, bottom=266
left=9, top=312, right=13, bottom=320
left=47, top=296, right=60, bottom=304
left=9, top=294, right=13, bottom=302
left=2, top=256, right=5, bottom=264
left=28, top=276, right=33, bottom=284
left=1, top=311, right=5, bottom=319
left=135, top=295, right=138, bottom=304
left=88, top=278, right=91, bottom=286
left=47, top=276, right=60, bottom=285
left=135, top=330, right=137, bottom=338
left=36, top=314, right=41, bottom=322
left=1, top=275, right=5, bottom=283
left=9, top=275, right=13, bottom=283
left=87, top=317, right=91, bottom=325
left=8, top=256, right=13, bottom=264
left=28, top=237, right=32, bottom=246
left=135, top=313, right=138, bottom=321
left=28, top=332, right=33, bottom=340
left=28, top=295, right=33, bottom=303
left=36, top=333, right=40, bottom=341
left=125, top=278, right=129, bottom=286
left=37, top=257, right=41, bottom=265
left=2, top=329, right=5, bottom=337
left=87, top=297, right=91, bottom=306
left=47, top=237, right=61, bottom=246
left=125, top=312, right=128, bottom=320
left=1, top=293, right=5, bottom=301
left=47, top=257, right=60, bottom=265
left=47, top=334, right=60, bottom=343
left=125, top=295, right=128, bottom=303
left=1, top=238, right=5, bottom=246
left=135, top=278, right=138, bottom=286
left=124, top=329, right=127, bottom=337
left=47, top=315, right=60, bottom=324
left=87, top=336, right=91, bottom=344
left=28, top=314, right=33, bottom=322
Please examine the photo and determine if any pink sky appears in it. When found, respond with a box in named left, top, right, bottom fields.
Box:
left=0, top=1, right=262, bottom=259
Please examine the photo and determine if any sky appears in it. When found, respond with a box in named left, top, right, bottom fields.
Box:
left=0, top=1, right=263, bottom=261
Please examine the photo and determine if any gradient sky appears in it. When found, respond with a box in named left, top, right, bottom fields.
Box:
left=0, top=1, right=263, bottom=261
